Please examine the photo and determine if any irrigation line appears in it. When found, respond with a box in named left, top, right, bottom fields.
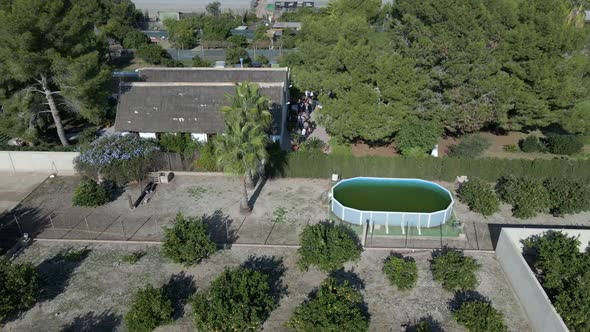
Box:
left=127, top=216, right=152, bottom=241
left=95, top=215, right=121, bottom=240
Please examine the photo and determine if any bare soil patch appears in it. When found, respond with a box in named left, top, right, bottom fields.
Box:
left=4, top=242, right=530, bottom=332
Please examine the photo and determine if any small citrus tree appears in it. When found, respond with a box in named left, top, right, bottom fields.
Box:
left=0, top=260, right=38, bottom=321
left=162, top=213, right=217, bottom=266
left=191, top=267, right=276, bottom=331
left=431, top=250, right=479, bottom=291
left=286, top=277, right=369, bottom=331
left=497, top=176, right=550, bottom=219
left=457, top=178, right=499, bottom=216
left=72, top=179, right=110, bottom=207
left=297, top=222, right=362, bottom=272
left=125, top=284, right=173, bottom=332
left=453, top=299, right=507, bottom=332
left=383, top=254, right=418, bottom=290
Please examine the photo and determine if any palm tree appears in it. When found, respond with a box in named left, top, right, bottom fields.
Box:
left=216, top=82, right=272, bottom=211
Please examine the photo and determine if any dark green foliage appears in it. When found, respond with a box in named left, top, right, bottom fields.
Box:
left=226, top=47, right=250, bottom=65
left=254, top=55, right=269, bottom=66
left=136, top=43, right=170, bottom=65
left=297, top=222, right=362, bottom=272
left=453, top=299, right=507, bottom=332
left=191, top=55, right=212, bottom=67
left=383, top=254, right=417, bottom=290
left=519, top=135, right=542, bottom=153
left=206, top=1, right=221, bottom=17
left=191, top=267, right=276, bottom=331
left=544, top=134, right=584, bottom=155
left=448, top=134, right=490, bottom=158
left=544, top=178, right=590, bottom=216
left=72, top=179, right=111, bottom=207
left=227, top=35, right=247, bottom=47
left=194, top=140, right=218, bottom=171
left=286, top=0, right=590, bottom=143
left=123, top=30, right=151, bottom=49
left=457, top=178, right=499, bottom=216
left=0, top=260, right=38, bottom=321
left=280, top=154, right=590, bottom=183
left=286, top=277, right=369, bottom=332
left=431, top=250, right=479, bottom=291
left=162, top=213, right=217, bottom=266
left=395, top=119, right=441, bottom=155
left=164, top=18, right=200, bottom=49
left=497, top=176, right=550, bottom=218
left=158, top=133, right=199, bottom=160
left=523, top=231, right=590, bottom=331
left=125, top=284, right=173, bottom=332
left=298, top=137, right=326, bottom=155
left=76, top=128, right=98, bottom=146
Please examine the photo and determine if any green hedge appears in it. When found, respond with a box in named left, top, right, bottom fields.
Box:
left=281, top=155, right=590, bottom=182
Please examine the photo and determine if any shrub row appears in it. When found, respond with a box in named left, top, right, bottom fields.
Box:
left=498, top=176, right=590, bottom=218
left=281, top=154, right=590, bottom=182
left=524, top=231, right=590, bottom=331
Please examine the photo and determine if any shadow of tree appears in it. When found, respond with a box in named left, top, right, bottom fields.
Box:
left=37, top=247, right=91, bottom=302
left=248, top=176, right=267, bottom=211
left=60, top=310, right=122, bottom=332
left=0, top=206, right=50, bottom=249
left=241, top=255, right=288, bottom=305
left=448, top=290, right=489, bottom=312
left=328, top=267, right=365, bottom=290
left=162, top=272, right=197, bottom=320
left=403, top=315, right=445, bottom=332
left=202, top=210, right=238, bottom=245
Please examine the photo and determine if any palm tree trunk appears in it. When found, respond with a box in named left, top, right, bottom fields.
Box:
left=240, top=176, right=250, bottom=211
left=40, top=74, right=69, bottom=146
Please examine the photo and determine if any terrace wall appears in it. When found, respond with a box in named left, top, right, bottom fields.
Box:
left=0, top=151, right=79, bottom=174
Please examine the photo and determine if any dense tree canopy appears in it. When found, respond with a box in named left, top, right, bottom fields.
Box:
left=0, top=0, right=111, bottom=145
left=286, top=0, right=590, bottom=143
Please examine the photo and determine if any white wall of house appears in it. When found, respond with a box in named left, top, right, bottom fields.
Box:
left=191, top=133, right=208, bottom=143
left=139, top=132, right=156, bottom=139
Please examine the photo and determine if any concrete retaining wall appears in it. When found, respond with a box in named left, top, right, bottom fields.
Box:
left=495, top=228, right=590, bottom=332
left=0, top=151, right=79, bottom=174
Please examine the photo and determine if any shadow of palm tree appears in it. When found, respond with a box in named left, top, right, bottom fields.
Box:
left=328, top=267, right=365, bottom=290
left=0, top=206, right=49, bottom=249
left=265, top=142, right=288, bottom=178
left=162, top=272, right=197, bottom=320
left=202, top=209, right=238, bottom=245
left=248, top=176, right=267, bottom=210
left=37, top=247, right=91, bottom=302
left=60, top=310, right=122, bottom=332
left=241, top=255, right=288, bottom=305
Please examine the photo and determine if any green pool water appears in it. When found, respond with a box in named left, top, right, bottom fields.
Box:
left=333, top=178, right=452, bottom=213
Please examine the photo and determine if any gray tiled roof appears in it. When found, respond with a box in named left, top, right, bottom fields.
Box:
left=114, top=68, right=287, bottom=134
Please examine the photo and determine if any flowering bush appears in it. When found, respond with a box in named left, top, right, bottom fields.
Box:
left=74, top=135, right=159, bottom=185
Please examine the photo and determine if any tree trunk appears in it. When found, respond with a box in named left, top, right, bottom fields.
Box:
left=246, top=170, right=256, bottom=189
left=240, top=176, right=251, bottom=212
left=40, top=74, right=69, bottom=146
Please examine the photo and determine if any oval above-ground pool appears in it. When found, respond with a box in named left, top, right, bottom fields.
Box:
left=331, top=177, right=454, bottom=232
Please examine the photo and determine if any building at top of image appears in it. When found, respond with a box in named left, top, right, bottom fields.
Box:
left=114, top=67, right=290, bottom=147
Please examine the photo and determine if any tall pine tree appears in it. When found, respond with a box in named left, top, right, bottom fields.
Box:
left=0, top=0, right=111, bottom=146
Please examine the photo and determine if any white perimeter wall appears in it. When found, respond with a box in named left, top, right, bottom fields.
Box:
left=495, top=227, right=590, bottom=332
left=0, top=151, right=79, bottom=174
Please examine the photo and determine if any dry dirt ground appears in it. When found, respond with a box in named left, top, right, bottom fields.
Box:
left=0, top=173, right=48, bottom=214
left=6, top=175, right=331, bottom=246
left=4, top=242, right=530, bottom=332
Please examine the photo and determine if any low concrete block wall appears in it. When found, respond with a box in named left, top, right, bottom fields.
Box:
left=495, top=228, right=583, bottom=332
left=0, top=151, right=79, bottom=174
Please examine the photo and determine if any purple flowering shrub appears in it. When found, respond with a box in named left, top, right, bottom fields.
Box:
left=74, top=135, right=159, bottom=185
